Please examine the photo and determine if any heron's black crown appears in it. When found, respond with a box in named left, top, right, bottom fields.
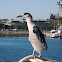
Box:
left=24, top=13, right=33, bottom=19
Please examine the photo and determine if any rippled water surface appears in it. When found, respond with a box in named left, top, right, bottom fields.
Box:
left=0, top=37, right=62, bottom=62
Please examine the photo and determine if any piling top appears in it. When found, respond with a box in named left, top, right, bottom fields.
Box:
left=19, top=55, right=57, bottom=62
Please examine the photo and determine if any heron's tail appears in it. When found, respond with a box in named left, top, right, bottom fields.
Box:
left=43, top=45, right=48, bottom=51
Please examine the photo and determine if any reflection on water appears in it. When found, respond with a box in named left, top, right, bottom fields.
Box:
left=0, top=37, right=62, bottom=62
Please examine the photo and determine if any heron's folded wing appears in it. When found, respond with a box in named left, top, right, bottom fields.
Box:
left=33, top=26, right=48, bottom=50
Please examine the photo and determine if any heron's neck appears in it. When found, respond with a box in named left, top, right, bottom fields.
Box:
left=26, top=17, right=35, bottom=31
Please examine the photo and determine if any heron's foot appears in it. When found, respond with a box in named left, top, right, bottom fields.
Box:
left=30, top=53, right=34, bottom=56
left=31, top=54, right=36, bottom=59
left=38, top=55, right=42, bottom=59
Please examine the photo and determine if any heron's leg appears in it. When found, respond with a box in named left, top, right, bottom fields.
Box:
left=39, top=54, right=41, bottom=58
left=39, top=53, right=41, bottom=58
left=32, top=49, right=36, bottom=59
left=32, top=49, right=35, bottom=56
left=31, top=49, right=35, bottom=59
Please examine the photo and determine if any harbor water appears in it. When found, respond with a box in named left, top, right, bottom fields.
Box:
left=0, top=37, right=62, bottom=62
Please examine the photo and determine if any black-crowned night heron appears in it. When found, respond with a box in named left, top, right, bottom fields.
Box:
left=16, top=13, right=48, bottom=57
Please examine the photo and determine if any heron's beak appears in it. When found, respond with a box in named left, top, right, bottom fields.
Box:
left=16, top=15, right=22, bottom=18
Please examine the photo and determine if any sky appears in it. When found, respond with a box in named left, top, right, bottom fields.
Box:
left=0, top=0, right=60, bottom=19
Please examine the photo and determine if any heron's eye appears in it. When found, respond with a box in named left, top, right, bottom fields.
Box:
left=24, top=13, right=26, bottom=15
left=24, top=14, right=25, bottom=15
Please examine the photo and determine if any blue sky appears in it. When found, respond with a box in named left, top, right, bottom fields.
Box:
left=0, top=0, right=60, bottom=19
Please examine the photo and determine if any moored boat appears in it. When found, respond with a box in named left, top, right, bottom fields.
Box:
left=46, top=26, right=62, bottom=39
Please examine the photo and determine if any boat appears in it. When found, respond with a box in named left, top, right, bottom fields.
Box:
left=46, top=26, right=62, bottom=39
left=19, top=55, right=56, bottom=62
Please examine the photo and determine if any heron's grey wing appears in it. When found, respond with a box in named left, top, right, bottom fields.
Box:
left=33, top=26, right=48, bottom=50
left=33, top=26, right=44, bottom=43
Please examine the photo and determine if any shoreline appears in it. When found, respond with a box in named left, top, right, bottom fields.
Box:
left=0, top=30, right=29, bottom=37
left=0, top=30, right=62, bottom=39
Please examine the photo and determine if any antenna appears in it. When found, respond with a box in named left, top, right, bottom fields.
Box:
left=57, top=0, right=62, bottom=12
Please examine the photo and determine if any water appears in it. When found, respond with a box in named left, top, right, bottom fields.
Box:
left=0, top=37, right=62, bottom=62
